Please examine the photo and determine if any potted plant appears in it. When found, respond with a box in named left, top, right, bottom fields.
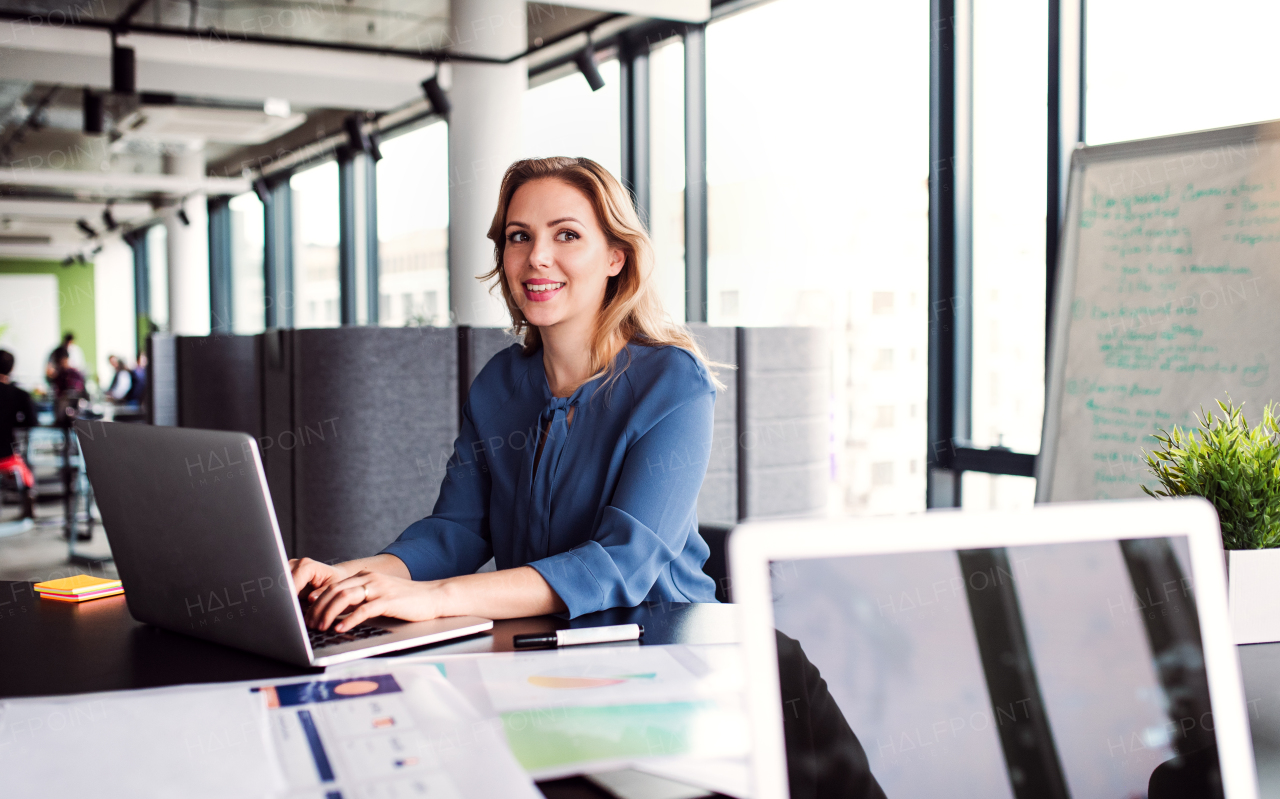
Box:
left=1143, top=397, right=1280, bottom=644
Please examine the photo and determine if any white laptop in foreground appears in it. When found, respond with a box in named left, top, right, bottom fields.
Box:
left=730, top=498, right=1256, bottom=799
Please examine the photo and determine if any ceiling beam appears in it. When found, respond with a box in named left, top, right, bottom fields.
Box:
left=0, top=168, right=250, bottom=197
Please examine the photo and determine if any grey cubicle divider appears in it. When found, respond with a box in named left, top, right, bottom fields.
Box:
left=737, top=326, right=827, bottom=519
left=168, top=324, right=827, bottom=562
left=175, top=334, right=262, bottom=435
left=261, top=329, right=294, bottom=555
left=146, top=333, right=178, bottom=427
left=689, top=325, right=738, bottom=527
left=290, top=327, right=458, bottom=564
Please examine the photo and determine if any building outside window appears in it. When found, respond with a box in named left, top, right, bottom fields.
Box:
left=145, top=224, right=168, bottom=333
left=291, top=161, right=340, bottom=328
left=377, top=121, right=450, bottom=327
left=523, top=60, right=621, bottom=177
left=706, top=0, right=929, bottom=516
left=650, top=38, right=686, bottom=324
left=228, top=191, right=265, bottom=334
left=964, top=0, right=1049, bottom=510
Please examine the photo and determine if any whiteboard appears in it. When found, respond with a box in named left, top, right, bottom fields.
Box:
left=0, top=274, right=59, bottom=392
left=1038, top=121, right=1280, bottom=502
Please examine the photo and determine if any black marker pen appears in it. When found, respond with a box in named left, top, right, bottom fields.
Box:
left=513, top=623, right=644, bottom=649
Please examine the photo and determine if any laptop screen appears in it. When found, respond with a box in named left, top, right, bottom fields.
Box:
left=769, top=536, right=1224, bottom=799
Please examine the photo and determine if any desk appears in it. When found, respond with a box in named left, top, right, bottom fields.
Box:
left=0, top=581, right=737, bottom=697
left=6, top=579, right=1280, bottom=794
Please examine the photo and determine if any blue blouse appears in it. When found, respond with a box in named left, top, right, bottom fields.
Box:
left=380, top=342, right=719, bottom=618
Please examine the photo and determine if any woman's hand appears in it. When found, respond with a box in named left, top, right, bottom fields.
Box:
left=289, top=557, right=353, bottom=599
left=305, top=570, right=442, bottom=632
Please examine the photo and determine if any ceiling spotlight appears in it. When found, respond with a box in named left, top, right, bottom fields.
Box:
left=76, top=219, right=98, bottom=238
left=575, top=44, right=605, bottom=92
left=421, top=75, right=451, bottom=117
left=176, top=207, right=190, bottom=226
left=83, top=88, right=104, bottom=134
left=61, top=256, right=74, bottom=267
left=112, top=45, right=136, bottom=94
left=102, top=204, right=118, bottom=232
left=343, top=115, right=382, bottom=163
left=252, top=177, right=271, bottom=205
left=75, top=253, right=87, bottom=265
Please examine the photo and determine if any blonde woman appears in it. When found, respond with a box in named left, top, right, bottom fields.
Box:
left=292, top=157, right=720, bottom=631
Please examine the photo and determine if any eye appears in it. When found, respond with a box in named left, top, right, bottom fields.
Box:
left=506, top=230, right=529, bottom=243
left=555, top=230, right=580, bottom=242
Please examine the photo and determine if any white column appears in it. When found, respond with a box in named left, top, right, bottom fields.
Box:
left=448, top=0, right=526, bottom=327
left=164, top=146, right=211, bottom=336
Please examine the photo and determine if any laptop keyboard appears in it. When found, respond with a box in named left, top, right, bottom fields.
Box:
left=309, top=622, right=392, bottom=649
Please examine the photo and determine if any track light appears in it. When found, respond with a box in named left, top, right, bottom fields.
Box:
left=421, top=75, right=451, bottom=117
left=102, top=204, right=117, bottom=232
left=75, top=253, right=87, bottom=265
left=344, top=116, right=382, bottom=162
left=61, top=256, right=74, bottom=267
left=176, top=207, right=190, bottom=226
left=575, top=45, right=605, bottom=92
left=82, top=88, right=104, bottom=134
left=112, top=45, right=136, bottom=94
left=252, top=177, right=271, bottom=205
left=76, top=219, right=98, bottom=238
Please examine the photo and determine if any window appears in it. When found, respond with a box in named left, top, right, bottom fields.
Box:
left=523, top=60, right=621, bottom=177
left=970, top=0, right=1047, bottom=457
left=874, top=406, right=895, bottom=429
left=145, top=224, right=168, bottom=333
left=1087, top=1, right=1280, bottom=144
left=228, top=192, right=265, bottom=334
left=377, top=121, right=450, bottom=327
left=650, top=38, right=686, bottom=323
left=291, top=161, right=340, bottom=328
left=707, top=0, right=929, bottom=516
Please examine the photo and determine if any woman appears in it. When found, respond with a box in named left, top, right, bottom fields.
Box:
left=292, top=157, right=721, bottom=632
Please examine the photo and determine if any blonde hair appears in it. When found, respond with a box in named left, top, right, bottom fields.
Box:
left=482, top=156, right=722, bottom=390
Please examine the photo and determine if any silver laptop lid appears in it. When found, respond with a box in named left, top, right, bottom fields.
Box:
left=76, top=420, right=312, bottom=665
left=731, top=499, right=1256, bottom=799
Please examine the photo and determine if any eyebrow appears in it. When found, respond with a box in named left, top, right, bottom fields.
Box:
left=505, top=217, right=583, bottom=229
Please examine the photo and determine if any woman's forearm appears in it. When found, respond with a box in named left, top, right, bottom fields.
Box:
left=342, top=553, right=411, bottom=580
left=434, top=566, right=567, bottom=619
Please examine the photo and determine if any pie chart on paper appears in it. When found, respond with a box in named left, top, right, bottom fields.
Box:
left=527, top=672, right=657, bottom=690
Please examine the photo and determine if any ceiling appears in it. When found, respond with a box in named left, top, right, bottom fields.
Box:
left=0, top=0, right=723, bottom=258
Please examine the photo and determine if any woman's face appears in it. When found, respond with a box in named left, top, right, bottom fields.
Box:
left=503, top=178, right=624, bottom=333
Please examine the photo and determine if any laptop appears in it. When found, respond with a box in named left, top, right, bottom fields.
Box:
left=729, top=498, right=1257, bottom=799
left=74, top=420, right=492, bottom=667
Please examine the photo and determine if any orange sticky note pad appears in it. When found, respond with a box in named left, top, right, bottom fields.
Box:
left=39, top=588, right=124, bottom=603
left=34, top=574, right=122, bottom=595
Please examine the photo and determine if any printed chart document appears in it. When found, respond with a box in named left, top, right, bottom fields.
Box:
left=0, top=667, right=540, bottom=799
left=360, top=644, right=753, bottom=795
left=0, top=682, right=285, bottom=799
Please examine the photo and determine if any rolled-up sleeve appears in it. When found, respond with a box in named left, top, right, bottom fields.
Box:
left=529, top=390, right=714, bottom=617
left=380, top=402, right=494, bottom=581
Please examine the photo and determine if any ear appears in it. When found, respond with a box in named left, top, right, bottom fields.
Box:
left=606, top=247, right=625, bottom=278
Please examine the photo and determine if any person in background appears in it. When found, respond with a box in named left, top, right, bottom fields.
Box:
left=46, top=333, right=86, bottom=385
left=104, top=355, right=133, bottom=402
left=0, top=350, right=38, bottom=519
left=127, top=352, right=147, bottom=404
left=48, top=348, right=86, bottom=427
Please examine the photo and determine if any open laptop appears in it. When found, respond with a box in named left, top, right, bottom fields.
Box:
left=730, top=498, right=1257, bottom=799
left=74, top=420, right=492, bottom=667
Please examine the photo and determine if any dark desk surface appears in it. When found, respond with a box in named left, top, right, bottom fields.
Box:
left=0, top=581, right=738, bottom=699
left=7, top=579, right=1280, bottom=794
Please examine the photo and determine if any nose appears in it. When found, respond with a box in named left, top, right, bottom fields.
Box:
left=528, top=232, right=554, bottom=269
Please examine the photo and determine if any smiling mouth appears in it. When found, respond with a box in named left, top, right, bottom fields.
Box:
left=524, top=282, right=565, bottom=293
